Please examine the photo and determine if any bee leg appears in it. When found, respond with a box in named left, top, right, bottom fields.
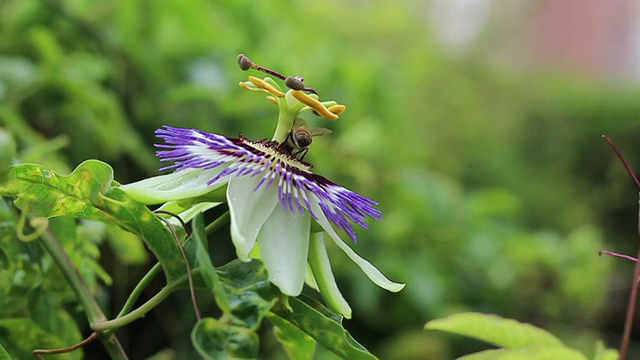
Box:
left=298, top=148, right=310, bottom=161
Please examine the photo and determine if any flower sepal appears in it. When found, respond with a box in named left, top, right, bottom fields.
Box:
left=156, top=201, right=221, bottom=227
left=120, top=168, right=228, bottom=205
left=308, top=232, right=352, bottom=318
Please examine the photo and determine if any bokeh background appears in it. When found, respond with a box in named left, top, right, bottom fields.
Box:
left=2, top=0, right=640, bottom=358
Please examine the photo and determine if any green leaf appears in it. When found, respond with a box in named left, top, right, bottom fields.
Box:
left=27, top=286, right=83, bottom=347
left=205, top=258, right=366, bottom=359
left=217, top=258, right=271, bottom=291
left=592, top=340, right=618, bottom=360
left=0, top=229, right=45, bottom=303
left=191, top=317, right=259, bottom=359
left=458, top=347, right=587, bottom=360
left=0, top=128, right=16, bottom=178
left=226, top=290, right=275, bottom=331
left=49, top=217, right=111, bottom=291
left=424, top=312, right=564, bottom=349
left=192, top=213, right=230, bottom=312
left=0, top=318, right=82, bottom=360
left=1, top=160, right=188, bottom=282
left=106, top=224, right=149, bottom=265
left=0, top=342, right=10, bottom=360
left=270, top=295, right=376, bottom=360
left=209, top=259, right=276, bottom=330
left=267, top=312, right=316, bottom=360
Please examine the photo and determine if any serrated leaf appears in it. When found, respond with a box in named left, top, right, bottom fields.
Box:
left=267, top=312, right=316, bottom=360
left=1, top=160, right=188, bottom=282
left=425, top=312, right=563, bottom=349
left=270, top=295, right=376, bottom=360
left=458, top=346, right=587, bottom=360
left=191, top=317, right=259, bottom=359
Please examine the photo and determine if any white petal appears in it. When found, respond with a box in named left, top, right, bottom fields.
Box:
left=120, top=168, right=226, bottom=204
left=227, top=174, right=278, bottom=261
left=307, top=194, right=405, bottom=293
left=308, top=232, right=352, bottom=318
left=257, top=203, right=310, bottom=296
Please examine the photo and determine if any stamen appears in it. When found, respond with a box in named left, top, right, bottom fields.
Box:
left=285, top=76, right=305, bottom=90
left=237, top=54, right=252, bottom=71
left=328, top=105, right=347, bottom=115
left=266, top=96, right=278, bottom=104
left=248, top=76, right=285, bottom=98
left=291, top=91, right=339, bottom=120
left=239, top=81, right=268, bottom=93
left=237, top=53, right=287, bottom=81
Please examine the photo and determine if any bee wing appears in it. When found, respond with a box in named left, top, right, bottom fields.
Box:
left=293, top=117, right=308, bottom=128
left=310, top=128, right=332, bottom=137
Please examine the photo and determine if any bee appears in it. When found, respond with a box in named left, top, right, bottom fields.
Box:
left=281, top=118, right=331, bottom=160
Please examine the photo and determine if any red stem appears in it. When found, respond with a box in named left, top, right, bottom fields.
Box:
left=603, top=135, right=640, bottom=188
left=619, top=235, right=640, bottom=360
left=602, top=136, right=640, bottom=359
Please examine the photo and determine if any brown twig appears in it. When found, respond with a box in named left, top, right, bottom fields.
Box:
left=603, top=135, right=640, bottom=188
left=155, top=212, right=201, bottom=321
left=33, top=332, right=99, bottom=359
left=603, top=135, right=640, bottom=359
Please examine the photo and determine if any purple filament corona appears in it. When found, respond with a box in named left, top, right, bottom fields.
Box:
left=155, top=125, right=381, bottom=241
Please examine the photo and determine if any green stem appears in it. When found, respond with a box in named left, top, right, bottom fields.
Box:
left=99, top=212, right=230, bottom=336
left=93, top=273, right=191, bottom=332
left=39, top=230, right=128, bottom=359
left=116, top=263, right=162, bottom=318
left=205, top=210, right=230, bottom=236
left=93, top=287, right=172, bottom=332
left=195, top=213, right=231, bottom=314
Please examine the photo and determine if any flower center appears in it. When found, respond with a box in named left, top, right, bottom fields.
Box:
left=239, top=136, right=313, bottom=172
left=236, top=53, right=347, bottom=145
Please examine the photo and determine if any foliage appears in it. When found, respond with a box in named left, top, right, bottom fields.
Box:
left=425, top=312, right=618, bottom=360
left=1, top=160, right=376, bottom=358
left=1, top=0, right=639, bottom=358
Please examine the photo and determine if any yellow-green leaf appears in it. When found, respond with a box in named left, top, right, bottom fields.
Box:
left=425, top=312, right=563, bottom=349
left=1, top=160, right=188, bottom=283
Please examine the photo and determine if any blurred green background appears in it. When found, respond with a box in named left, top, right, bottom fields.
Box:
left=2, top=0, right=640, bottom=358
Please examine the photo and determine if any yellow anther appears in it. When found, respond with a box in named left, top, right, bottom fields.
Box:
left=266, top=96, right=278, bottom=104
left=248, top=76, right=285, bottom=98
left=291, top=91, right=339, bottom=120
left=328, top=104, right=347, bottom=115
